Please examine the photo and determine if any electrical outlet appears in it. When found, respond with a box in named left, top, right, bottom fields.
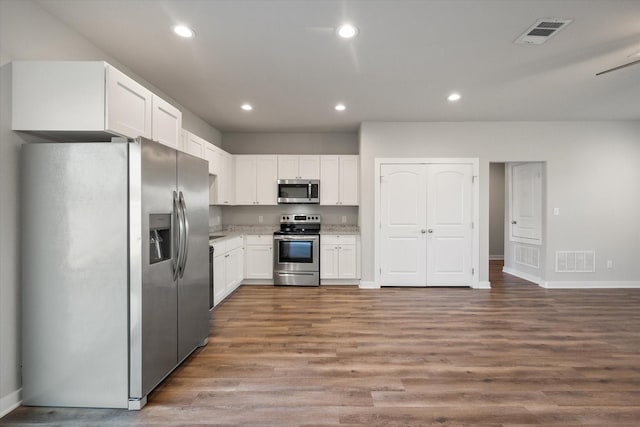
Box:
left=341, top=216, right=347, bottom=223
left=607, top=260, right=613, bottom=269
left=258, top=215, right=263, bottom=223
left=553, top=207, right=560, bottom=216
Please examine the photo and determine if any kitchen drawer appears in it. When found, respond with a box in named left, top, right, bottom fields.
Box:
left=226, top=236, right=244, bottom=251
left=212, top=240, right=226, bottom=255
left=245, top=234, right=273, bottom=245
left=321, top=235, right=357, bottom=245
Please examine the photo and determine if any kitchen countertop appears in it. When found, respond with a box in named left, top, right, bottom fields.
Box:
left=209, top=225, right=360, bottom=244
left=320, top=225, right=360, bottom=235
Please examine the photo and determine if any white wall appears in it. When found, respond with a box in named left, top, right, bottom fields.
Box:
left=0, top=0, right=222, bottom=415
left=360, top=121, right=640, bottom=286
left=489, top=163, right=505, bottom=259
left=223, top=132, right=358, bottom=155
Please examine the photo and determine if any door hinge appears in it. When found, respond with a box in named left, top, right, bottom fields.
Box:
left=472, top=268, right=475, bottom=275
left=471, top=222, right=474, bottom=229
left=472, top=175, right=477, bottom=183
left=379, top=267, right=382, bottom=275
left=380, top=175, right=384, bottom=183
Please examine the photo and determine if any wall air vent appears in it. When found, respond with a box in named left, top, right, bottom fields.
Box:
left=515, top=18, right=573, bottom=45
left=515, top=245, right=540, bottom=269
left=556, top=251, right=595, bottom=273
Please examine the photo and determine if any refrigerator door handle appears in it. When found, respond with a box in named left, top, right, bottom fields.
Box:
left=178, top=191, right=190, bottom=278
left=173, top=190, right=183, bottom=281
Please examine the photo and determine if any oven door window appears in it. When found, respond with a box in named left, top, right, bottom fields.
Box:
left=278, top=240, right=314, bottom=263
left=279, top=184, right=308, bottom=199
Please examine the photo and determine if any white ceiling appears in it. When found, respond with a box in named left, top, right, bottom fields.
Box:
left=36, top=0, right=640, bottom=132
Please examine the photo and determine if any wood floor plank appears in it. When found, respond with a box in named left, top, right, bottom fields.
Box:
left=2, top=260, right=639, bottom=425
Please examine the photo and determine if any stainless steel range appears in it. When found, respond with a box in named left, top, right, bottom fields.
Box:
left=273, top=214, right=321, bottom=286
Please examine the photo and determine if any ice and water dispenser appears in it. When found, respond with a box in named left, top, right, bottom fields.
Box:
left=149, top=214, right=171, bottom=264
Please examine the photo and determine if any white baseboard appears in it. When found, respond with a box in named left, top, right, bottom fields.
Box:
left=321, top=279, right=360, bottom=286
left=359, top=280, right=380, bottom=289
left=502, top=266, right=542, bottom=285
left=0, top=388, right=21, bottom=419
left=473, top=281, right=492, bottom=289
left=542, top=280, right=640, bottom=289
left=489, top=255, right=504, bottom=260
left=241, top=279, right=274, bottom=285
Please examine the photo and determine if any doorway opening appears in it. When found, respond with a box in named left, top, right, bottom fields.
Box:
left=489, top=161, right=546, bottom=287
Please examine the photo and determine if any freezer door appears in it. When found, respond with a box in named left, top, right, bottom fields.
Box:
left=130, top=138, right=179, bottom=398
left=177, top=151, right=210, bottom=361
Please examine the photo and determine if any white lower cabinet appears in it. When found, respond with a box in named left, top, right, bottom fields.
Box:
left=320, top=235, right=359, bottom=280
left=244, top=235, right=273, bottom=280
left=212, top=236, right=244, bottom=307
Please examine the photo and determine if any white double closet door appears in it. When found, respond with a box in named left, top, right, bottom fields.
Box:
left=380, top=163, right=473, bottom=287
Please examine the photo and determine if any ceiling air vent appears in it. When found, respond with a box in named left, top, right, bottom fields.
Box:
left=515, top=18, right=573, bottom=45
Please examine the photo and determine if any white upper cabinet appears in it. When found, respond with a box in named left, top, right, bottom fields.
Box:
left=13, top=61, right=111, bottom=133
left=320, top=156, right=339, bottom=205
left=210, top=150, right=233, bottom=205
left=235, top=155, right=277, bottom=205
left=277, top=155, right=320, bottom=179
left=106, top=65, right=152, bottom=139
left=224, top=152, right=235, bottom=205
left=204, top=144, right=221, bottom=175
left=151, top=95, right=182, bottom=149
left=182, top=130, right=205, bottom=159
left=234, top=156, right=257, bottom=205
left=320, top=155, right=359, bottom=206
left=339, top=156, right=359, bottom=205
left=12, top=61, right=182, bottom=148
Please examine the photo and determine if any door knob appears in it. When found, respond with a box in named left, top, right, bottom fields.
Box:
left=511, top=220, right=517, bottom=224
left=420, top=229, right=426, bottom=234
left=427, top=229, right=434, bottom=233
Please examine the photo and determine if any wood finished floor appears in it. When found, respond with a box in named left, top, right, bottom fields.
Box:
left=3, top=260, right=640, bottom=426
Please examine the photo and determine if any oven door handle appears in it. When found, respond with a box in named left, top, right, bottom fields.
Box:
left=275, top=272, right=317, bottom=276
left=274, top=235, right=319, bottom=241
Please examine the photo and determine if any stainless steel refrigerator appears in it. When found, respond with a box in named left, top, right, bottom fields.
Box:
left=21, top=137, right=210, bottom=409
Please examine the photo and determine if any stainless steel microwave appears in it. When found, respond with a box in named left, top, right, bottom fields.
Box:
left=277, top=179, right=319, bottom=204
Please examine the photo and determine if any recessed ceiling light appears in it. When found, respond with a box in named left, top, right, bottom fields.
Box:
left=447, top=93, right=461, bottom=102
left=173, top=25, right=195, bottom=38
left=336, top=23, right=358, bottom=39
left=334, top=103, right=346, bottom=111
left=241, top=103, right=253, bottom=111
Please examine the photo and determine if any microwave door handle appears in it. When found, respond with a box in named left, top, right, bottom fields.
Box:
left=308, top=183, right=312, bottom=199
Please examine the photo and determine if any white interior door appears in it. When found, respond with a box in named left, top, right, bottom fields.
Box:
left=380, top=164, right=428, bottom=286
left=510, top=162, right=542, bottom=243
left=426, top=164, right=473, bottom=286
